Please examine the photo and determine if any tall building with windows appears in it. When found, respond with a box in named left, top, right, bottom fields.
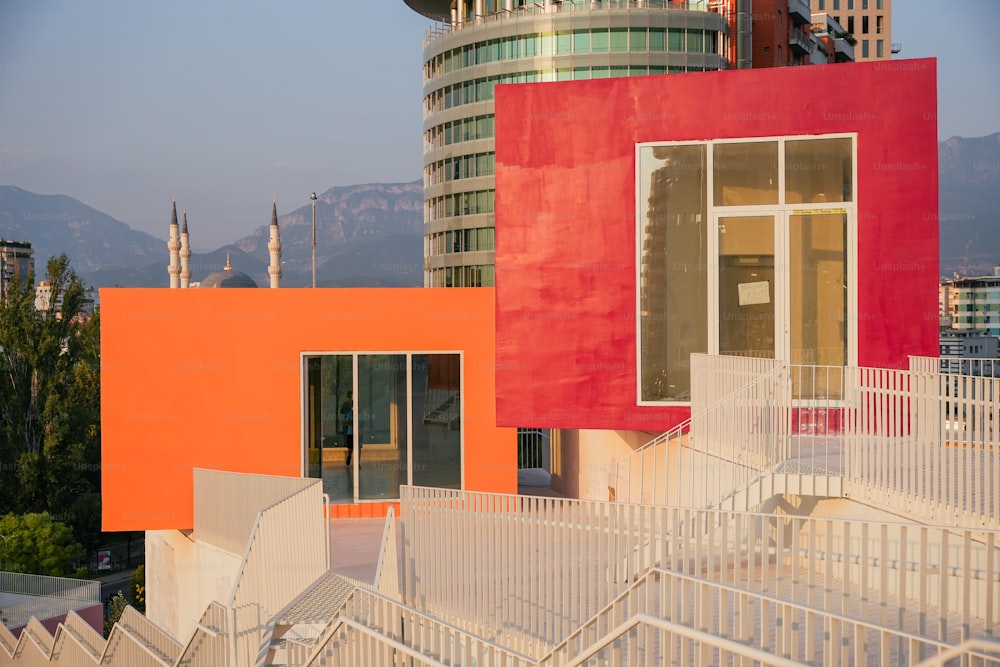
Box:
left=0, top=240, right=34, bottom=302
left=942, top=267, right=1000, bottom=337
left=404, top=0, right=734, bottom=287
left=812, top=0, right=894, bottom=61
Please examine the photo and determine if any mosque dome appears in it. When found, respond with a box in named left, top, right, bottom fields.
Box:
left=198, top=254, right=258, bottom=288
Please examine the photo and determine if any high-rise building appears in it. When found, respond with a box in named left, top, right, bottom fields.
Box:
left=0, top=240, right=34, bottom=302
left=812, top=0, right=894, bottom=61
left=404, top=0, right=735, bottom=287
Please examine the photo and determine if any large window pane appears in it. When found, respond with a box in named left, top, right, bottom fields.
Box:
left=591, top=29, right=608, bottom=52
left=718, top=216, right=775, bottom=358
left=412, top=354, right=462, bottom=489
left=556, top=31, right=572, bottom=55
left=649, top=29, right=665, bottom=51
left=713, top=141, right=779, bottom=206
left=357, top=354, right=408, bottom=500
left=629, top=29, right=647, bottom=51
left=638, top=144, right=708, bottom=401
left=667, top=29, right=684, bottom=51
left=305, top=355, right=353, bottom=502
left=785, top=137, right=853, bottom=204
left=790, top=213, right=846, bottom=398
left=610, top=28, right=628, bottom=51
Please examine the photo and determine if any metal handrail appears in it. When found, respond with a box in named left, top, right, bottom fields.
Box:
left=423, top=0, right=721, bottom=47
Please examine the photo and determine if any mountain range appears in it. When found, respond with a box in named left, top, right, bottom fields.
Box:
left=0, top=182, right=424, bottom=289
left=1, top=134, right=999, bottom=288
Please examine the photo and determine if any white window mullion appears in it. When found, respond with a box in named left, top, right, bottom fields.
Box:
left=707, top=145, right=719, bottom=357
left=775, top=210, right=790, bottom=365
left=777, top=140, right=789, bottom=365
left=352, top=355, right=359, bottom=502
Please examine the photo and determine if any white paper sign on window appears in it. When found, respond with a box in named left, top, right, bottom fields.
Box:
left=738, top=281, right=770, bottom=306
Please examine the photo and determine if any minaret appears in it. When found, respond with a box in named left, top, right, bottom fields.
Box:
left=268, top=199, right=282, bottom=288
left=167, top=197, right=180, bottom=288
left=180, top=210, right=192, bottom=288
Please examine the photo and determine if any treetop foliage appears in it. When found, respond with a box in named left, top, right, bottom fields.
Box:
left=0, top=254, right=101, bottom=569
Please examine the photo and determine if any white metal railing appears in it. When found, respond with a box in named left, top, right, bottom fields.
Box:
left=0, top=573, right=100, bottom=603
left=302, top=586, right=534, bottom=667
left=618, top=354, right=1000, bottom=530
left=612, top=355, right=786, bottom=507
left=540, top=566, right=989, bottom=666
left=0, top=617, right=48, bottom=664
left=228, top=480, right=329, bottom=667
left=914, top=636, right=1000, bottom=666
left=423, top=0, right=718, bottom=47
left=911, top=355, right=1000, bottom=377
left=102, top=606, right=183, bottom=666
left=373, top=507, right=400, bottom=600
left=844, top=364, right=1000, bottom=529
left=400, top=486, right=1000, bottom=659
left=193, top=468, right=317, bottom=556
left=0, top=572, right=101, bottom=634
left=0, top=619, right=16, bottom=656
left=43, top=609, right=104, bottom=666
left=173, top=601, right=229, bottom=667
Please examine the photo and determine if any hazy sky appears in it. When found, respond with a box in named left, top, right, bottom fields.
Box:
left=1, top=0, right=997, bottom=248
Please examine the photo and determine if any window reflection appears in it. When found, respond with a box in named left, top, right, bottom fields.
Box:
left=713, top=142, right=779, bottom=206
left=413, top=354, right=462, bottom=490
left=790, top=213, right=847, bottom=399
left=785, top=137, right=853, bottom=204
left=304, top=353, right=462, bottom=502
left=638, top=144, right=708, bottom=402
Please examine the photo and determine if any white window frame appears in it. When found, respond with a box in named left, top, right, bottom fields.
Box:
left=299, top=350, right=465, bottom=501
left=635, top=133, right=858, bottom=405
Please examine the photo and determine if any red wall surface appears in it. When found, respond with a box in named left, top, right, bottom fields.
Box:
left=494, top=59, right=938, bottom=431
left=101, top=288, right=514, bottom=531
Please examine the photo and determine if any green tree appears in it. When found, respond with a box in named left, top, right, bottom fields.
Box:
left=0, top=255, right=100, bottom=530
left=0, top=512, right=85, bottom=576
left=104, top=591, right=128, bottom=638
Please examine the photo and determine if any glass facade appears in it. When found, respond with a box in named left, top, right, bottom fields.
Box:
left=420, top=6, right=727, bottom=286
left=305, top=352, right=462, bottom=502
left=638, top=135, right=856, bottom=403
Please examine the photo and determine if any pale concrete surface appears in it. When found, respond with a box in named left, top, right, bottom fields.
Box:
left=327, top=518, right=389, bottom=583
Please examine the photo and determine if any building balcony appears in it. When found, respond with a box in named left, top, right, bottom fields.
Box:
left=787, top=0, right=812, bottom=25
left=834, top=37, right=854, bottom=62
left=788, top=28, right=811, bottom=55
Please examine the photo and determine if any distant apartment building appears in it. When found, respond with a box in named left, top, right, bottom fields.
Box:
left=941, top=266, right=1000, bottom=337
left=405, top=0, right=734, bottom=287
left=751, top=0, right=821, bottom=67
left=753, top=5, right=859, bottom=68
left=813, top=0, right=894, bottom=61
left=808, top=12, right=855, bottom=63
left=0, top=240, right=34, bottom=302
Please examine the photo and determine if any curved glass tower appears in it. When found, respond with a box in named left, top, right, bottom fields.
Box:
left=404, top=0, right=730, bottom=287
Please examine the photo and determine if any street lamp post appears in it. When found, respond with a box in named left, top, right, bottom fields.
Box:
left=310, top=192, right=318, bottom=288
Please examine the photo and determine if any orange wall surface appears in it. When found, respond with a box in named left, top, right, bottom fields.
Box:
left=100, top=288, right=515, bottom=531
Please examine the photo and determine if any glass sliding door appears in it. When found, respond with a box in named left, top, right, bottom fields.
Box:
left=789, top=211, right=847, bottom=399
left=412, top=354, right=462, bottom=489
left=304, top=354, right=353, bottom=502
left=717, top=214, right=776, bottom=359
left=357, top=354, right=408, bottom=500
left=303, top=351, right=463, bottom=503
